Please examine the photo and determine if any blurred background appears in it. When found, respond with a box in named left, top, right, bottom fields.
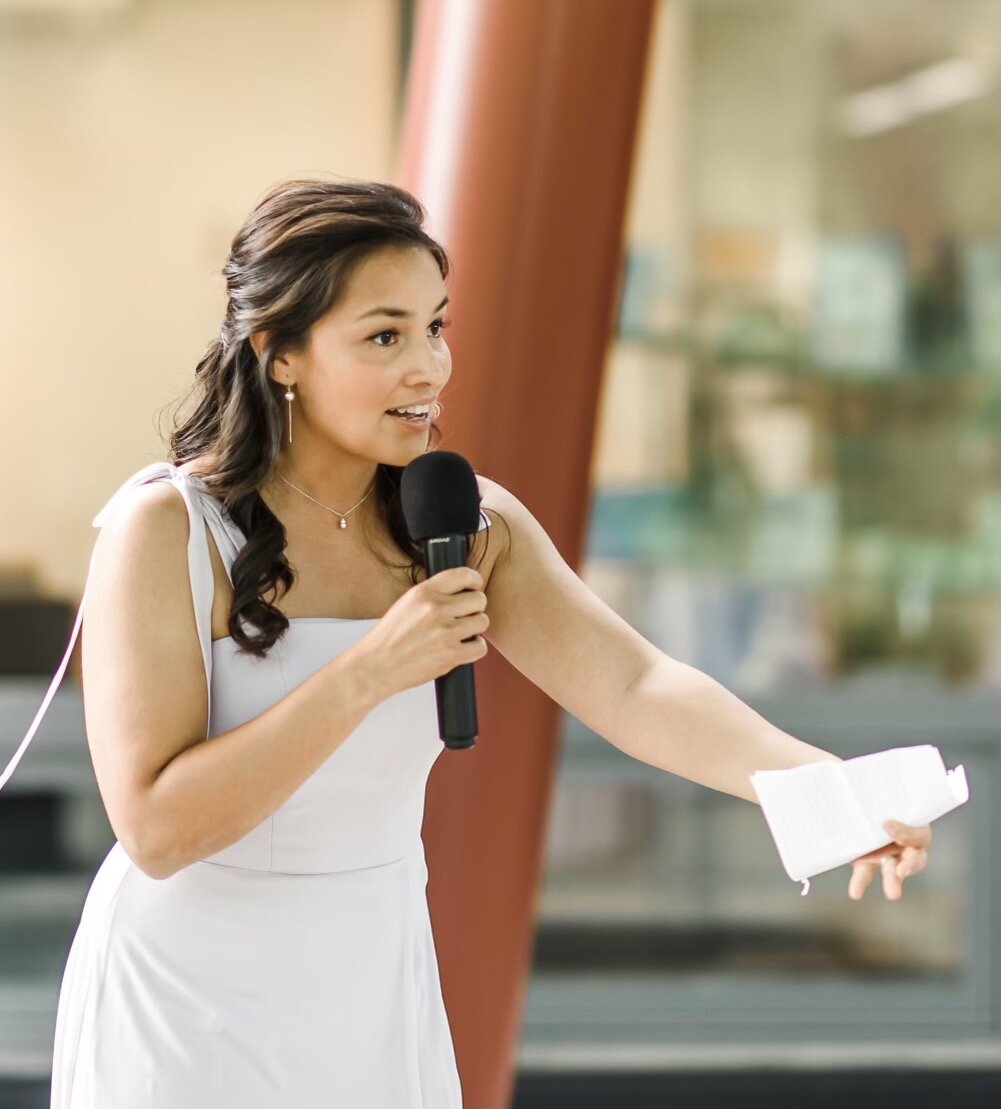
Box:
left=0, top=0, right=997, bottom=1106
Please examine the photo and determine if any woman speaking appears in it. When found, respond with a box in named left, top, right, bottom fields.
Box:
left=17, top=176, right=931, bottom=1108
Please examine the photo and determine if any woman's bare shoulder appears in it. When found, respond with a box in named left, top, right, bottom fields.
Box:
left=474, top=473, right=516, bottom=522
left=472, top=473, right=513, bottom=584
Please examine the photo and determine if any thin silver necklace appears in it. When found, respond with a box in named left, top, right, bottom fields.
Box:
left=276, top=471, right=377, bottom=529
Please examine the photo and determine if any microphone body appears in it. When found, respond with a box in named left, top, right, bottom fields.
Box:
left=401, top=449, right=484, bottom=751
left=424, top=534, right=479, bottom=749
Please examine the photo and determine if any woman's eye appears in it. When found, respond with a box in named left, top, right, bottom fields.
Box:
left=370, top=317, right=451, bottom=347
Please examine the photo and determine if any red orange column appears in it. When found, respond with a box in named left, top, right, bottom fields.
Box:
left=396, top=1, right=657, bottom=1104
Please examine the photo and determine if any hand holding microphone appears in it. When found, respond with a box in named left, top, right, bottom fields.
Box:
left=355, top=450, right=487, bottom=748
left=353, top=566, right=489, bottom=699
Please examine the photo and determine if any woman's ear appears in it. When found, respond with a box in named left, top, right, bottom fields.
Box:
left=249, top=329, right=271, bottom=363
left=251, top=330, right=298, bottom=386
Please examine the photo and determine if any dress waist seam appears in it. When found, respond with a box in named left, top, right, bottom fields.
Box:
left=195, top=849, right=418, bottom=876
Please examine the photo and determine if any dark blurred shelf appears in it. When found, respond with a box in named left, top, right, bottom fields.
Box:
left=512, top=1067, right=1001, bottom=1109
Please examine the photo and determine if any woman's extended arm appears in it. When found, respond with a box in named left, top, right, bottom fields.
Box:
left=605, top=656, right=841, bottom=803
left=480, top=477, right=931, bottom=899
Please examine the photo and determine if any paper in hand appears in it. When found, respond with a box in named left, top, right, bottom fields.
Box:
left=750, top=745, right=969, bottom=895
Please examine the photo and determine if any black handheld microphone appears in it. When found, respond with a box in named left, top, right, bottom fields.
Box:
left=400, top=451, right=483, bottom=750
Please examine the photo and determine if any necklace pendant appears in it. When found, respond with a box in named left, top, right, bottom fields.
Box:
left=339, top=517, right=347, bottom=529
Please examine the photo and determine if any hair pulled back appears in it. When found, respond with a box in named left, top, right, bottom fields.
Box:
left=165, top=176, right=480, bottom=659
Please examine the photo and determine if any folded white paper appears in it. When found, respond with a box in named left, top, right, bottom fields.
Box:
left=750, top=745, right=969, bottom=895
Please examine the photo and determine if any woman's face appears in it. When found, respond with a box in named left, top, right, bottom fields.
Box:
left=273, top=243, right=452, bottom=468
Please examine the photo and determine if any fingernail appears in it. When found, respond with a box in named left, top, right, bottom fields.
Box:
left=883, top=820, right=899, bottom=834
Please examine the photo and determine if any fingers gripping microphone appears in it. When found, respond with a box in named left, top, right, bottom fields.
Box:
left=400, top=451, right=483, bottom=750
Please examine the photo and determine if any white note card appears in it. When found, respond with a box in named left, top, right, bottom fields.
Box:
left=750, top=745, right=969, bottom=892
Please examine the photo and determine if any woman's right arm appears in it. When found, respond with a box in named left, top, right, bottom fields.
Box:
left=82, top=483, right=385, bottom=881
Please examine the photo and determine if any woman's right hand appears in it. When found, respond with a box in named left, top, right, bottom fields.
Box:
left=350, top=566, right=490, bottom=700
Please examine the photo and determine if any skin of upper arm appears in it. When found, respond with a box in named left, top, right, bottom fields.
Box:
left=478, top=476, right=662, bottom=748
left=81, top=481, right=209, bottom=875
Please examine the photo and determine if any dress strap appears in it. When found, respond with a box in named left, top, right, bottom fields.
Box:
left=0, top=462, right=218, bottom=796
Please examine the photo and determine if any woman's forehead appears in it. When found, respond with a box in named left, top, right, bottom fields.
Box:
left=339, top=246, right=445, bottom=310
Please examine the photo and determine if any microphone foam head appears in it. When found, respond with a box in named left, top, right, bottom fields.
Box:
left=400, top=451, right=482, bottom=541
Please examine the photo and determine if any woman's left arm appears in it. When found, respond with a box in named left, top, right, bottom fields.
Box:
left=478, top=476, right=932, bottom=901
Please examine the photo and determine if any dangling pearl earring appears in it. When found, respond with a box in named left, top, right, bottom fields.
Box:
left=284, top=381, right=295, bottom=444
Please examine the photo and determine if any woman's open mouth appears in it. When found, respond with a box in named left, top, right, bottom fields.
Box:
left=385, top=408, right=431, bottom=429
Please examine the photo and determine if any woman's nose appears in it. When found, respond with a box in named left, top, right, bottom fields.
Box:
left=416, top=352, right=450, bottom=389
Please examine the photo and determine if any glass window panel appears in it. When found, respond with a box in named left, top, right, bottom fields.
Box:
left=521, top=0, right=1000, bottom=1072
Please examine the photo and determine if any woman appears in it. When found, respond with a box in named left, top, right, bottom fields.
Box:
left=45, top=177, right=930, bottom=1108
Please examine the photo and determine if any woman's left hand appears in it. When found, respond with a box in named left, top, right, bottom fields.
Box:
left=848, top=820, right=932, bottom=901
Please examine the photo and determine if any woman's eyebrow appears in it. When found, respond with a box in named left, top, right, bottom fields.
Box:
left=355, top=295, right=449, bottom=321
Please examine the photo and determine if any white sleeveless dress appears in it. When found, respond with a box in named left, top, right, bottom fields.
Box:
left=7, top=461, right=489, bottom=1109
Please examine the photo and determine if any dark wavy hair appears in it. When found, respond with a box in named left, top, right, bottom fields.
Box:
left=162, top=176, right=492, bottom=659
